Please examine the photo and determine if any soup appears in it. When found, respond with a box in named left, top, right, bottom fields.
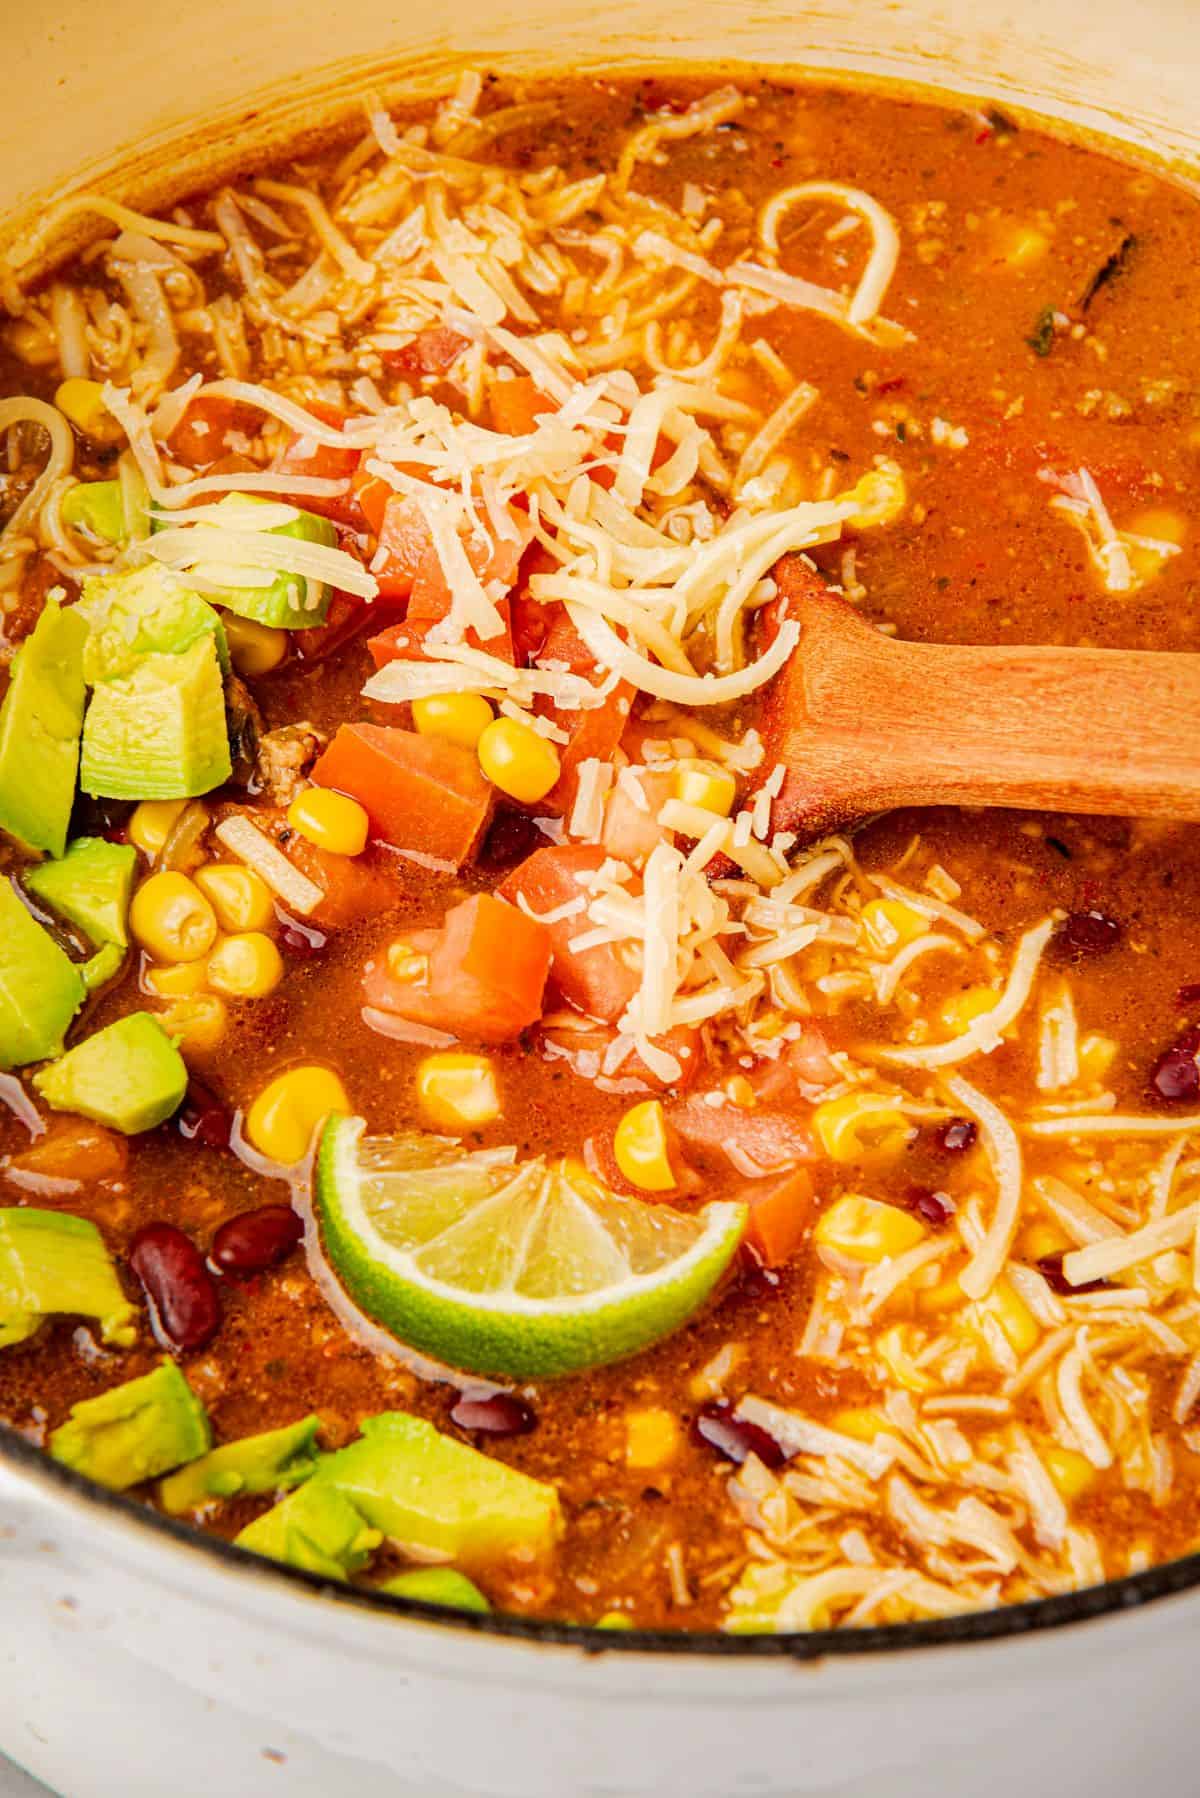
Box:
left=2, top=69, right=1200, bottom=1632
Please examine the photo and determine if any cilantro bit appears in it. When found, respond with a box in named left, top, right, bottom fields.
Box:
left=1027, top=306, right=1057, bottom=357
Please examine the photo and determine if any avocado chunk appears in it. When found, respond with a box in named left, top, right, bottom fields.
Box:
left=24, top=837, right=136, bottom=948
left=81, top=942, right=125, bottom=992
left=377, top=1567, right=490, bottom=1614
left=234, top=1477, right=382, bottom=1581
left=33, top=1011, right=187, bottom=1134
left=81, top=635, right=232, bottom=801
left=0, top=597, right=88, bottom=859
left=50, top=1359, right=211, bottom=1490
left=0, top=1207, right=136, bottom=1348
left=0, top=877, right=86, bottom=1070
left=310, top=1412, right=563, bottom=1571
left=159, top=1414, right=322, bottom=1515
left=79, top=563, right=229, bottom=683
left=189, top=495, right=336, bottom=630
left=62, top=481, right=127, bottom=546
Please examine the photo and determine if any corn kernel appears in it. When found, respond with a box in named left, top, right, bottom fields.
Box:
left=673, top=759, right=736, bottom=817
left=812, top=1093, right=912, bottom=1164
left=1128, top=506, right=1187, bottom=547
left=1078, top=1032, right=1117, bottom=1082
left=287, top=787, right=370, bottom=857
left=207, top=932, right=284, bottom=1000
left=831, top=1406, right=889, bottom=1443
left=1021, top=1221, right=1072, bottom=1262
left=916, top=1271, right=966, bottom=1316
left=859, top=898, right=927, bottom=954
left=847, top=461, right=906, bottom=529
left=387, top=942, right=430, bottom=984
left=415, top=1052, right=501, bottom=1129
left=814, top=1193, right=926, bottom=1264
left=877, top=1323, right=937, bottom=1393
left=130, top=871, right=218, bottom=963
left=144, top=960, right=209, bottom=1000
left=1043, top=1444, right=1097, bottom=1500
left=221, top=613, right=288, bottom=677
left=613, top=1099, right=676, bottom=1192
left=941, top=985, right=1000, bottom=1034
left=128, top=799, right=189, bottom=858
left=55, top=377, right=122, bottom=443
left=624, top=1407, right=680, bottom=1470
left=1000, top=224, right=1050, bottom=267
left=723, top=1074, right=755, bottom=1109
left=477, top=716, right=561, bottom=804
left=967, top=1278, right=1039, bottom=1355
left=194, top=863, right=276, bottom=934
left=412, top=692, right=495, bottom=750
left=595, top=1612, right=634, bottom=1631
left=159, top=995, right=228, bottom=1056
left=245, top=1065, right=350, bottom=1165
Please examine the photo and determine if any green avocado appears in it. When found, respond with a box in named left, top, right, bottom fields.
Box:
left=159, top=1414, right=322, bottom=1515
left=234, top=1477, right=382, bottom=1581
left=62, top=481, right=127, bottom=546
left=24, top=837, right=136, bottom=948
left=80, top=634, right=232, bottom=801
left=308, top=1412, right=562, bottom=1572
left=79, top=563, right=229, bottom=684
left=0, top=597, right=88, bottom=859
left=189, top=495, right=336, bottom=630
left=50, top=1360, right=211, bottom=1490
left=0, top=876, right=86, bottom=1070
left=376, top=1566, right=490, bottom=1614
left=33, top=1011, right=187, bottom=1135
left=0, top=1207, right=136, bottom=1348
left=81, top=942, right=125, bottom=992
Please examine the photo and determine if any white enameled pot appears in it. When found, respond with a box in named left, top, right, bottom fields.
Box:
left=4, top=5, right=1200, bottom=1795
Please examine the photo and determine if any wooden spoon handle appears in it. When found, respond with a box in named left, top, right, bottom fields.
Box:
left=765, top=575, right=1200, bottom=838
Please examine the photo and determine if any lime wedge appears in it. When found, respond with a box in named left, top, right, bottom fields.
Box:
left=314, top=1116, right=746, bottom=1378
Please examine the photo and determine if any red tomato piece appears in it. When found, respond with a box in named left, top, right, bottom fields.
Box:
left=272, top=400, right=363, bottom=527
left=670, top=1096, right=817, bottom=1175
left=498, top=844, right=638, bottom=1023
left=167, top=396, right=257, bottom=468
left=363, top=894, right=551, bottom=1044
left=311, top=723, right=493, bottom=868
left=382, top=326, right=471, bottom=378
left=489, top=376, right=555, bottom=437
left=739, top=1167, right=815, bottom=1267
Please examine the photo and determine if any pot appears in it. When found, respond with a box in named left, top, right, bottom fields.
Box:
left=3, top=6, right=1200, bottom=1795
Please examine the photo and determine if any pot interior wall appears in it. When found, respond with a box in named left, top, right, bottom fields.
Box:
left=8, top=0, right=1200, bottom=282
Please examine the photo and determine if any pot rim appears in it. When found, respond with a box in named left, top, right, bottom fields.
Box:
left=5, top=1419, right=1200, bottom=1657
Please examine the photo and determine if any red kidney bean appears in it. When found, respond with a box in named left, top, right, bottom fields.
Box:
left=210, top=1205, right=303, bottom=1279
left=692, top=1399, right=786, bottom=1470
left=901, top=1186, right=954, bottom=1228
left=1036, top=1251, right=1110, bottom=1296
left=1151, top=1040, right=1200, bottom=1102
left=935, top=1118, right=977, bottom=1154
left=128, top=1223, right=220, bottom=1353
left=1177, top=983, right=1200, bottom=1008
left=176, top=1080, right=232, bottom=1151
left=1056, top=910, right=1122, bottom=956
left=450, top=1392, right=537, bottom=1437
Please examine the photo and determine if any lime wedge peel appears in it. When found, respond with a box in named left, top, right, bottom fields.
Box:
left=314, top=1115, right=746, bottom=1379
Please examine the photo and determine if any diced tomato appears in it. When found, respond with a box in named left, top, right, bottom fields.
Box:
left=751, top=1027, right=840, bottom=1101
left=670, top=1095, right=817, bottom=1175
left=371, top=493, right=435, bottom=602
left=369, top=493, right=530, bottom=651
left=363, top=893, right=551, bottom=1043
left=272, top=400, right=363, bottom=528
left=489, top=376, right=555, bottom=437
left=382, top=326, right=471, bottom=379
left=600, top=767, right=674, bottom=864
left=537, top=607, right=600, bottom=677
left=543, top=1019, right=702, bottom=1094
left=499, top=844, right=637, bottom=1023
left=167, top=396, right=258, bottom=468
left=539, top=680, right=635, bottom=818
left=292, top=589, right=393, bottom=665
left=286, top=839, right=408, bottom=927
left=739, top=1167, right=815, bottom=1267
left=311, top=723, right=493, bottom=868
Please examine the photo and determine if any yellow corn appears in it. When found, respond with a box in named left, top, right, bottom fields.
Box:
left=245, top=1065, right=350, bottom=1165
left=941, top=985, right=1000, bottom=1034
left=206, top=932, right=284, bottom=1000
left=877, top=1323, right=937, bottom=1393
left=158, top=995, right=228, bottom=1056
left=130, top=871, right=218, bottom=963
left=194, top=863, right=276, bottom=934
left=1020, top=1220, right=1072, bottom=1262
left=613, top=1099, right=676, bottom=1192
left=831, top=1406, right=889, bottom=1443
left=595, top=1612, right=634, bottom=1631
left=477, top=716, right=561, bottom=804
left=387, top=942, right=430, bottom=985
left=859, top=898, right=927, bottom=954
left=966, top=1278, right=1039, bottom=1356
left=128, top=799, right=189, bottom=858
left=624, top=1407, right=681, bottom=1470
left=814, top=1193, right=926, bottom=1264
left=55, top=378, right=122, bottom=443
left=287, top=788, right=370, bottom=857
left=415, top=1052, right=501, bottom=1130
left=1000, top=224, right=1050, bottom=267
left=412, top=692, right=495, bottom=751
left=221, top=613, right=288, bottom=677
left=812, top=1092, right=911, bottom=1164
left=144, top=961, right=209, bottom=1000
left=846, top=461, right=906, bottom=529
left=673, top=759, right=736, bottom=818
left=1078, top=1032, right=1117, bottom=1082
left=916, top=1271, right=966, bottom=1316
left=1043, top=1444, right=1097, bottom=1500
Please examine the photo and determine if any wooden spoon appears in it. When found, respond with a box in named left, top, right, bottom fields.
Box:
left=759, top=560, right=1200, bottom=842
